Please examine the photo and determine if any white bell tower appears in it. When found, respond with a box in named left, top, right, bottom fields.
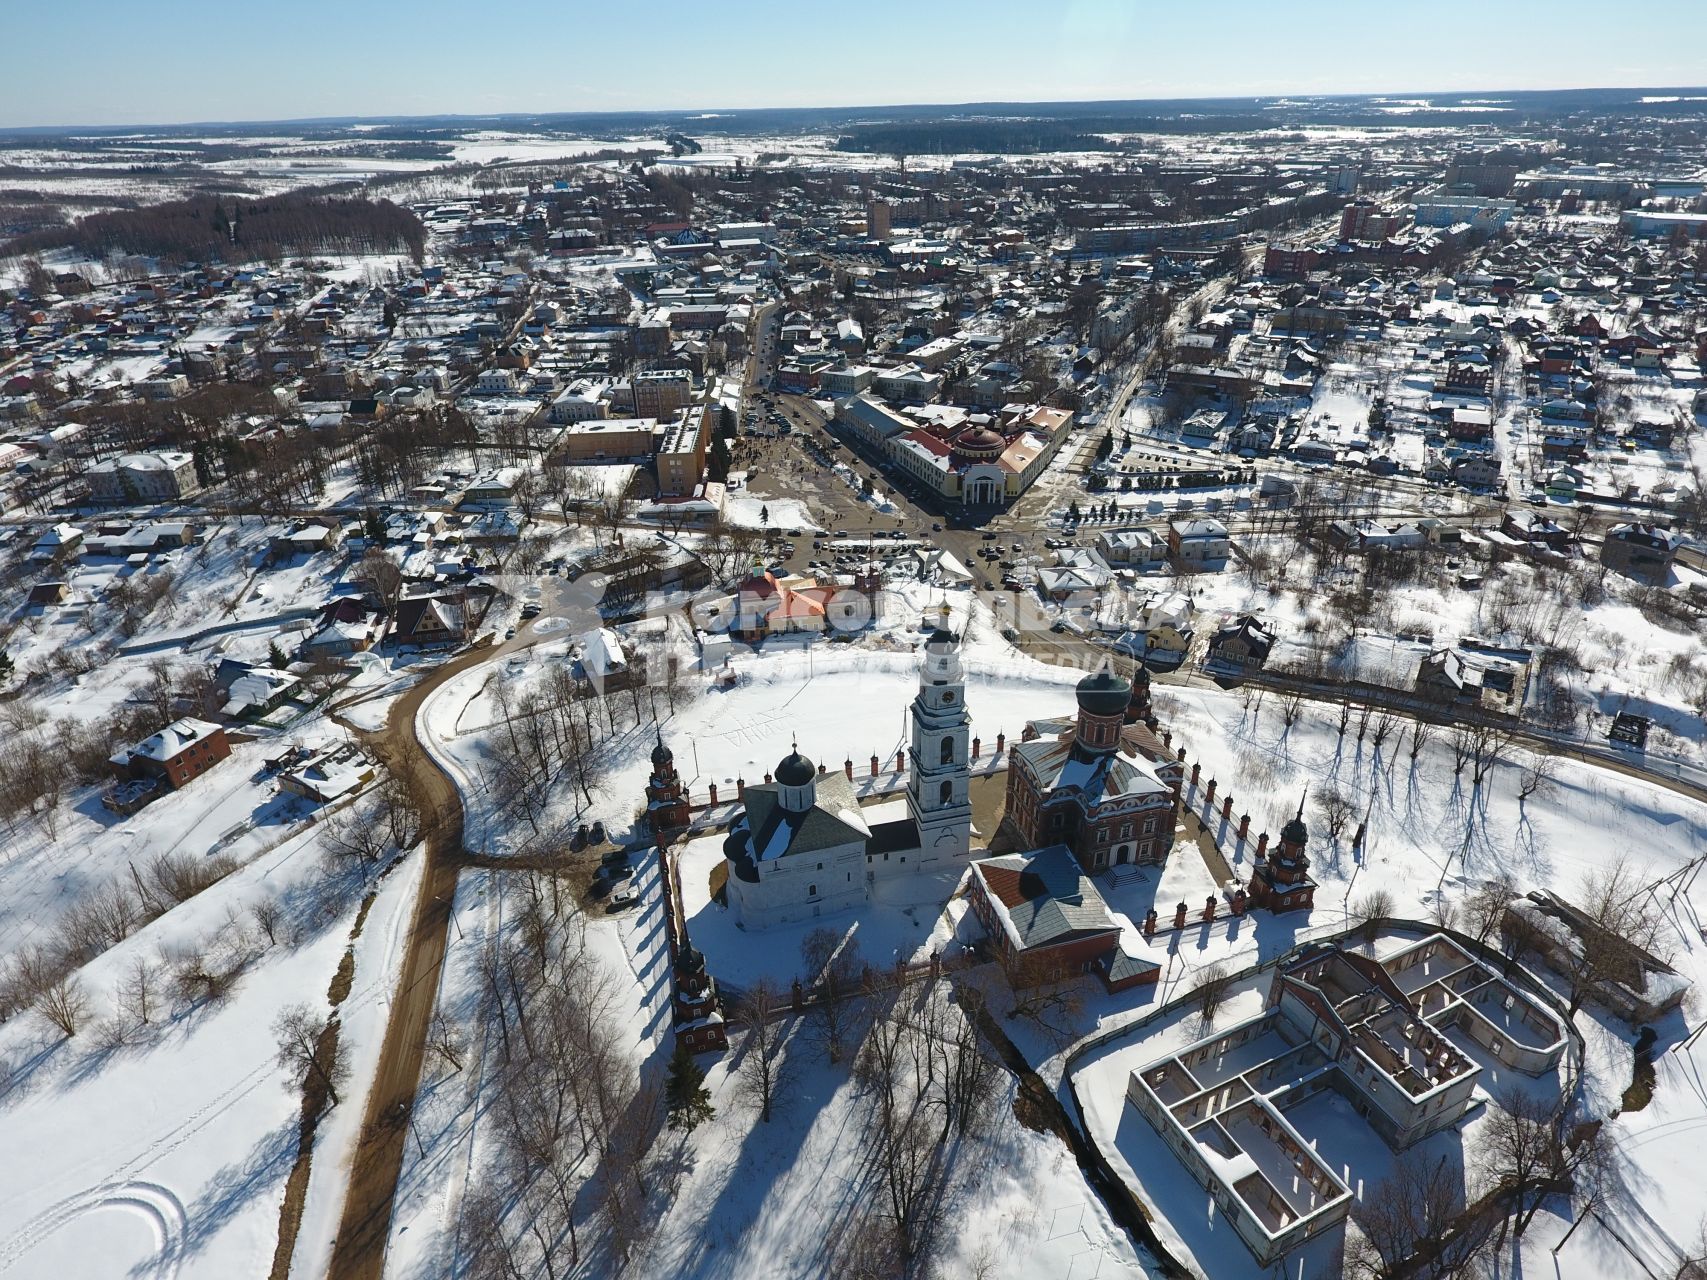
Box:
left=906, top=627, right=972, bottom=861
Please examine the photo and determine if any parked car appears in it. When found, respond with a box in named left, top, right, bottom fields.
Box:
left=590, top=819, right=607, bottom=844
left=610, top=885, right=639, bottom=909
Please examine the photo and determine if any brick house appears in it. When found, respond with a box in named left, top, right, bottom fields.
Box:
left=109, top=718, right=231, bottom=790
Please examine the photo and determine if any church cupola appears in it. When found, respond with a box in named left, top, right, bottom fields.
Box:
left=1074, top=664, right=1131, bottom=755
left=775, top=745, right=817, bottom=813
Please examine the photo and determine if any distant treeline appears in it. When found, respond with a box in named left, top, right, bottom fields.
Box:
left=836, top=119, right=1109, bottom=155
left=3, top=193, right=425, bottom=264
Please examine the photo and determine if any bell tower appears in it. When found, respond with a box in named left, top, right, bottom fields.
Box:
left=907, top=628, right=972, bottom=860
left=646, top=732, right=692, bottom=834
left=1248, top=793, right=1317, bottom=914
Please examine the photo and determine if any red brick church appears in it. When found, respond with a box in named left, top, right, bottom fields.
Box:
left=1002, top=663, right=1185, bottom=874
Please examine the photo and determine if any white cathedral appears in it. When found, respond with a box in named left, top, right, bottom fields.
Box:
left=722, top=628, right=974, bottom=929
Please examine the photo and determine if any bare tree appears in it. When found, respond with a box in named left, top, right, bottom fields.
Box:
left=1194, top=961, right=1235, bottom=1024
left=35, top=975, right=89, bottom=1038
left=321, top=803, right=391, bottom=864
left=1347, top=1155, right=1490, bottom=1280
left=357, top=548, right=406, bottom=621
left=735, top=979, right=788, bottom=1123
left=1369, top=712, right=1401, bottom=756
left=120, top=955, right=162, bottom=1027
left=1316, top=786, right=1357, bottom=842
left=1350, top=888, right=1397, bottom=943
left=1470, top=723, right=1519, bottom=789
left=1449, top=724, right=1477, bottom=775
left=800, top=927, right=866, bottom=1065
left=1464, top=875, right=1517, bottom=945
left=1409, top=718, right=1438, bottom=761
left=427, top=1008, right=466, bottom=1074
left=251, top=899, right=286, bottom=947
left=1517, top=751, right=1556, bottom=802
left=1562, top=856, right=1667, bottom=1019
left=273, top=1002, right=349, bottom=1108
left=1482, top=1090, right=1565, bottom=1244
left=1003, top=952, right=1087, bottom=1050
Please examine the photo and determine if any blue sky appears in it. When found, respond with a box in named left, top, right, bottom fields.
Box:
left=4, top=0, right=1706, bottom=128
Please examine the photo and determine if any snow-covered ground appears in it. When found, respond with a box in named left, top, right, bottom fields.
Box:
left=0, top=822, right=409, bottom=1279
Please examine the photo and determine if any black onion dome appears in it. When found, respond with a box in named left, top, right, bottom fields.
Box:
left=651, top=735, right=674, bottom=768
left=1282, top=814, right=1309, bottom=846
left=775, top=750, right=816, bottom=786
left=1075, top=667, right=1132, bottom=717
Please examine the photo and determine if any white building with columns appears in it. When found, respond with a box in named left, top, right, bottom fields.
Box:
left=721, top=629, right=976, bottom=929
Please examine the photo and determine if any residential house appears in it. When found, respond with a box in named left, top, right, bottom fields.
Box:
left=1097, top=528, right=1166, bottom=569
left=278, top=742, right=376, bottom=804
left=1204, top=615, right=1275, bottom=676
left=300, top=598, right=382, bottom=658
left=219, top=665, right=302, bottom=719
left=109, top=718, right=231, bottom=790
left=392, top=593, right=466, bottom=648
left=1600, top=523, right=1679, bottom=581
left=1167, top=518, right=1231, bottom=569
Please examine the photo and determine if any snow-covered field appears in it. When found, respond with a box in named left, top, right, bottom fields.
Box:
left=0, top=822, right=413, bottom=1279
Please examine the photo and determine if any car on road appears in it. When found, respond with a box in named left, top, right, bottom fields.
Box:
left=930, top=522, right=942, bottom=532
left=520, top=602, right=541, bottom=619
left=982, top=531, right=998, bottom=541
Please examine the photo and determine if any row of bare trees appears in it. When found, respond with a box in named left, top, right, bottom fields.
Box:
left=1, top=873, right=301, bottom=1063
left=479, top=652, right=694, bottom=839
left=460, top=873, right=658, bottom=1276
left=719, top=927, right=1005, bottom=1278
left=1346, top=1089, right=1612, bottom=1280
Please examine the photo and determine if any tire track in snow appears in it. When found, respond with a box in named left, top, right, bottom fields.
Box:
left=0, top=1179, right=187, bottom=1278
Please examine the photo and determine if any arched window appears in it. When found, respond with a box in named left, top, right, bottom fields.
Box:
left=940, top=737, right=955, bottom=765
left=808, top=884, right=817, bottom=897
left=939, top=780, right=953, bottom=805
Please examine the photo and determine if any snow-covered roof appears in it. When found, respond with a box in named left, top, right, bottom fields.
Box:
left=119, top=717, right=222, bottom=763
